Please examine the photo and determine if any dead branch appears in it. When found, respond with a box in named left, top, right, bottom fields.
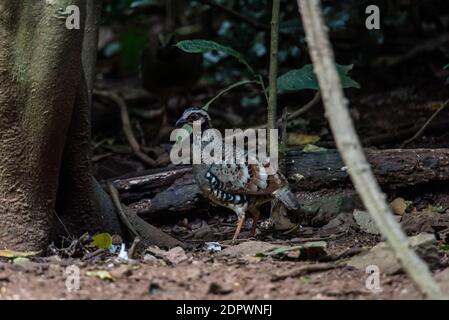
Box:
left=287, top=92, right=321, bottom=121
left=374, top=33, right=449, bottom=67
left=112, top=148, right=449, bottom=217
left=400, top=100, right=449, bottom=148
left=271, top=263, right=345, bottom=282
left=94, top=90, right=160, bottom=167
left=198, top=0, right=269, bottom=31
left=107, top=183, right=184, bottom=249
left=297, top=0, right=445, bottom=299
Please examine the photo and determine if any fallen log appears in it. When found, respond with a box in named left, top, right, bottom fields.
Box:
left=110, top=149, right=449, bottom=217
left=287, top=148, right=449, bottom=190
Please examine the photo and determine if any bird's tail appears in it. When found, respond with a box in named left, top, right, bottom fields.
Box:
left=273, top=186, right=299, bottom=211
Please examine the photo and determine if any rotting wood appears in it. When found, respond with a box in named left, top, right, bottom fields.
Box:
left=109, top=148, right=449, bottom=217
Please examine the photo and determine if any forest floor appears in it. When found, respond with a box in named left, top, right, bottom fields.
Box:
left=2, top=71, right=449, bottom=300
left=0, top=232, right=435, bottom=300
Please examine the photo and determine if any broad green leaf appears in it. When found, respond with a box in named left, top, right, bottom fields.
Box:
left=255, top=241, right=327, bottom=257
left=91, top=233, right=113, bottom=250
left=175, top=40, right=254, bottom=74
left=277, top=64, right=360, bottom=92
left=0, top=249, right=40, bottom=258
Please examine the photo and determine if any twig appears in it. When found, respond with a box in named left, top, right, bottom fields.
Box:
left=257, top=74, right=269, bottom=104
left=374, top=33, right=449, bottom=67
left=203, top=80, right=260, bottom=111
left=94, top=90, right=159, bottom=167
left=83, top=249, right=105, bottom=262
left=107, top=183, right=139, bottom=237
left=92, top=152, right=114, bottom=163
left=279, top=107, right=288, bottom=174
left=271, top=263, right=345, bottom=282
left=298, top=0, right=445, bottom=299
left=199, top=0, right=270, bottom=31
left=320, top=247, right=366, bottom=262
left=267, top=0, right=281, bottom=130
left=400, top=100, right=449, bottom=148
left=270, top=91, right=321, bottom=128
left=128, top=237, right=141, bottom=259
left=287, top=91, right=321, bottom=121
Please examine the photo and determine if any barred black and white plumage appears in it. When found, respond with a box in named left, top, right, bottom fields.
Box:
left=176, top=107, right=299, bottom=240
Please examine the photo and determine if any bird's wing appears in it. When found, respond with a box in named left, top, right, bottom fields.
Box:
left=207, top=160, right=285, bottom=196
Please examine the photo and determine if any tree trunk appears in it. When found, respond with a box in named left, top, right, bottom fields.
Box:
left=0, top=1, right=120, bottom=251
left=55, top=0, right=122, bottom=239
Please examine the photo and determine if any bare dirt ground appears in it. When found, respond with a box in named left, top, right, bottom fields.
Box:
left=0, top=249, right=420, bottom=300
left=0, top=227, right=443, bottom=300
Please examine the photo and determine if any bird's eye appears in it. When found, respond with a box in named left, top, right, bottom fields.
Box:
left=189, top=114, right=200, bottom=121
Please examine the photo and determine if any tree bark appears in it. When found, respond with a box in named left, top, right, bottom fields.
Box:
left=0, top=1, right=86, bottom=250
left=0, top=1, right=120, bottom=251
left=55, top=0, right=122, bottom=239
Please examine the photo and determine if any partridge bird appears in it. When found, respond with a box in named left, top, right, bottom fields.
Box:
left=176, top=107, right=299, bottom=240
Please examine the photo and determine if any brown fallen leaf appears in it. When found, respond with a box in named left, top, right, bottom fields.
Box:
left=390, top=197, right=408, bottom=215
left=288, top=133, right=320, bottom=146
left=86, top=270, right=114, bottom=281
left=110, top=265, right=133, bottom=278
left=208, top=282, right=233, bottom=295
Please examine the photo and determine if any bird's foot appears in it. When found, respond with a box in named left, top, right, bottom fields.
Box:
left=232, top=215, right=246, bottom=241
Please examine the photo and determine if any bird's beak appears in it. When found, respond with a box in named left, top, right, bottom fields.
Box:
left=175, top=118, right=187, bottom=126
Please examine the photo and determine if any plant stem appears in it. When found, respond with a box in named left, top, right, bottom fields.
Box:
left=297, top=0, right=445, bottom=299
left=400, top=99, right=449, bottom=148
left=203, top=79, right=259, bottom=111
left=257, top=74, right=269, bottom=105
left=267, top=0, right=281, bottom=130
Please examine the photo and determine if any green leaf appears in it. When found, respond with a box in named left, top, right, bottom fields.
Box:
left=91, top=233, right=113, bottom=250
left=444, top=63, right=449, bottom=70
left=175, top=39, right=254, bottom=74
left=277, top=64, right=360, bottom=92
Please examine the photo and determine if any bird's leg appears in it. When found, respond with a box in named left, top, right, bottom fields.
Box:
left=232, top=214, right=246, bottom=241
left=249, top=208, right=261, bottom=238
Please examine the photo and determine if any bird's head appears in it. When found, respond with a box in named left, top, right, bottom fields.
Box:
left=176, top=107, right=211, bottom=129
